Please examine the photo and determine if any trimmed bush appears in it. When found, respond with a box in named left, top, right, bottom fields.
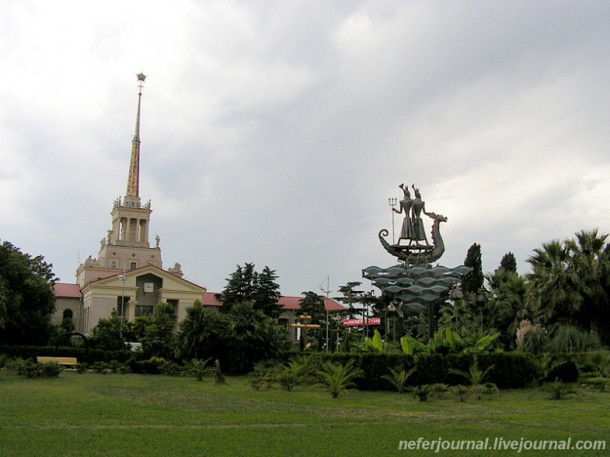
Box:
left=0, top=345, right=133, bottom=364
left=299, top=351, right=538, bottom=390
left=547, top=360, right=579, bottom=383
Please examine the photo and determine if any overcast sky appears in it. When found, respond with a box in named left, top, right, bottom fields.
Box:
left=1, top=0, right=609, bottom=297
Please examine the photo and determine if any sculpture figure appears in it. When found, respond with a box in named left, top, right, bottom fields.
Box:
left=379, top=210, right=447, bottom=265
left=392, top=183, right=414, bottom=244
left=411, top=185, right=428, bottom=245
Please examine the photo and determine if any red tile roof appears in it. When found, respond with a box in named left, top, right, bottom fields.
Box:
left=202, top=292, right=345, bottom=312
left=54, top=283, right=82, bottom=298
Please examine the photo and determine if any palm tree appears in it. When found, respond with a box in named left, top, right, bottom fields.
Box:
left=526, top=240, right=582, bottom=329
left=526, top=230, right=610, bottom=344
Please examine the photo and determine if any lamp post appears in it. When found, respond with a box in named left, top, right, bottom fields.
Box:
left=361, top=290, right=375, bottom=342
left=320, top=277, right=332, bottom=353
left=388, top=197, right=397, bottom=244
left=118, top=271, right=126, bottom=339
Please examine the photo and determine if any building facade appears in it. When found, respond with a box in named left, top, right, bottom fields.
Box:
left=52, top=75, right=344, bottom=336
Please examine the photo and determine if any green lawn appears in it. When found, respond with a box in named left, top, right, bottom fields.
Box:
left=0, top=371, right=608, bottom=456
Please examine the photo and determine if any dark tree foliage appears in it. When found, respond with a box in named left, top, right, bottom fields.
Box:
left=499, top=252, right=518, bottom=273
left=336, top=281, right=365, bottom=316
left=176, top=300, right=290, bottom=373
left=221, top=263, right=282, bottom=317
left=226, top=301, right=291, bottom=373
left=252, top=266, right=282, bottom=318
left=0, top=241, right=57, bottom=345
left=175, top=299, right=229, bottom=361
left=141, top=303, right=177, bottom=359
left=526, top=229, right=610, bottom=344
left=299, top=291, right=326, bottom=325
left=462, top=243, right=484, bottom=294
left=89, top=310, right=125, bottom=351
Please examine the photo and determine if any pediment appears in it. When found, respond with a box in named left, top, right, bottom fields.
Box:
left=84, top=264, right=205, bottom=293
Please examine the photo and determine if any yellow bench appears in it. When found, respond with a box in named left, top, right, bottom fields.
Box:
left=36, top=356, right=78, bottom=366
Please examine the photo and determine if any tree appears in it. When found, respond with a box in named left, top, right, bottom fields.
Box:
left=568, top=229, right=610, bottom=342
left=336, top=282, right=365, bottom=316
left=299, top=291, right=326, bottom=325
left=499, top=252, right=517, bottom=273
left=485, top=260, right=527, bottom=349
left=252, top=266, right=282, bottom=318
left=0, top=241, right=57, bottom=345
left=462, top=243, right=484, bottom=294
left=526, top=229, right=610, bottom=344
left=526, top=239, right=582, bottom=329
left=225, top=301, right=291, bottom=373
left=221, top=263, right=282, bottom=317
left=89, top=310, right=125, bottom=351
left=141, top=303, right=177, bottom=359
left=175, top=300, right=229, bottom=361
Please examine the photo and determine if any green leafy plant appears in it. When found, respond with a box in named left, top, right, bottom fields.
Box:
left=449, top=358, right=496, bottom=399
left=400, top=334, right=426, bottom=355
left=187, top=357, right=213, bottom=381
left=248, top=363, right=276, bottom=390
left=213, top=359, right=225, bottom=384
left=450, top=385, right=470, bottom=402
left=449, top=358, right=495, bottom=386
left=13, top=359, right=62, bottom=378
left=400, top=328, right=502, bottom=356
left=548, top=378, right=576, bottom=400
left=382, top=366, right=415, bottom=393
left=413, top=385, right=430, bottom=402
left=317, top=360, right=362, bottom=398
left=356, top=329, right=388, bottom=353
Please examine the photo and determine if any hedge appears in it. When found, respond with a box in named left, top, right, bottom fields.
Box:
left=317, top=351, right=539, bottom=390
left=0, top=345, right=135, bottom=364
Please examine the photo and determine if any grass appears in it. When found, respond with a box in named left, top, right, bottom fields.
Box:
left=0, top=371, right=608, bottom=456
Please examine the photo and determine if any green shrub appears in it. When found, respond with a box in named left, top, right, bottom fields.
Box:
left=248, top=363, right=277, bottom=390
left=411, top=353, right=447, bottom=386
left=159, top=361, right=184, bottom=377
left=13, top=359, right=62, bottom=378
left=0, top=345, right=132, bottom=365
left=413, top=385, right=430, bottom=401
left=382, top=366, right=416, bottom=393
left=481, top=352, right=538, bottom=388
left=187, top=358, right=213, bottom=381
left=213, top=359, right=225, bottom=384
left=548, top=379, right=576, bottom=400
left=520, top=328, right=550, bottom=354
left=547, top=361, right=579, bottom=383
left=39, top=361, right=62, bottom=378
left=549, top=326, right=602, bottom=353
left=317, top=360, right=362, bottom=398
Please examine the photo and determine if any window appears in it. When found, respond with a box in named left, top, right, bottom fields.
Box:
left=135, top=305, right=153, bottom=317
left=63, top=309, right=73, bottom=320
left=130, top=262, right=137, bottom=270
left=116, top=297, right=129, bottom=317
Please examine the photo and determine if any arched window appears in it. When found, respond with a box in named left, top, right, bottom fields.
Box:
left=63, top=309, right=73, bottom=320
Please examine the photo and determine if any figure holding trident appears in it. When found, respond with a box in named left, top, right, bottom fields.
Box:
left=392, top=183, right=415, bottom=244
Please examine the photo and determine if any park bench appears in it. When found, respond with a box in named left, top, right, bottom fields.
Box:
left=36, top=356, right=78, bottom=366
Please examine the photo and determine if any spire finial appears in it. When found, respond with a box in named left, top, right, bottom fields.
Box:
left=125, top=73, right=146, bottom=206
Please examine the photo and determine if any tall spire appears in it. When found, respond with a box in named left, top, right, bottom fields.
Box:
left=125, top=73, right=146, bottom=207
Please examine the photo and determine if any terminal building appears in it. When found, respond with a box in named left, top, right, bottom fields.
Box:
left=53, top=76, right=343, bottom=338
